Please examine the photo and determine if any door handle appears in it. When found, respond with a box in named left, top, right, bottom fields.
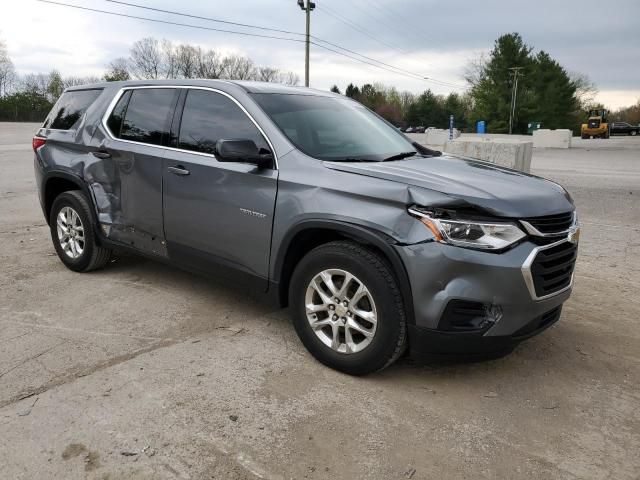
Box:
left=168, top=165, right=190, bottom=176
left=91, top=150, right=112, bottom=159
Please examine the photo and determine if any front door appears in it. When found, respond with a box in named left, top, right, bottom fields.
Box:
left=162, top=88, right=278, bottom=289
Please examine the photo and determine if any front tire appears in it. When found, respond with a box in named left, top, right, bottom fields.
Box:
left=289, top=241, right=406, bottom=375
left=631, top=130, right=637, bottom=136
left=49, top=191, right=112, bottom=272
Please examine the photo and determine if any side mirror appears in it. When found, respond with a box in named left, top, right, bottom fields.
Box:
left=215, top=139, right=273, bottom=168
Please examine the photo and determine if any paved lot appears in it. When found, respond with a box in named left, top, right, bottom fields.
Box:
left=1, top=122, right=639, bottom=479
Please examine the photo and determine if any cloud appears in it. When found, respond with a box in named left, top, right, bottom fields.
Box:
left=1, top=0, right=638, bottom=108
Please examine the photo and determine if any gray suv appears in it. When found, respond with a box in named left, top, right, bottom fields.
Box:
left=33, top=80, right=579, bottom=375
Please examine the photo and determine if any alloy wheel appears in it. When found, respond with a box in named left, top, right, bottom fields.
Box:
left=305, top=268, right=378, bottom=354
left=56, top=206, right=85, bottom=259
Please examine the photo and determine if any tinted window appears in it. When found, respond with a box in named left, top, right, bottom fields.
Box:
left=178, top=90, right=268, bottom=155
left=106, top=90, right=132, bottom=138
left=252, top=93, right=416, bottom=161
left=120, top=89, right=179, bottom=146
left=43, top=89, right=102, bottom=130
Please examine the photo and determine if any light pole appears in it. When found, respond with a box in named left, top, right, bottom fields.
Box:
left=297, top=0, right=315, bottom=87
left=508, top=67, right=524, bottom=135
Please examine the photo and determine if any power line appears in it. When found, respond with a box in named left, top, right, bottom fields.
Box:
left=37, top=0, right=306, bottom=43
left=315, top=4, right=412, bottom=56
left=106, top=0, right=305, bottom=37
left=36, top=0, right=466, bottom=89
left=104, top=0, right=468, bottom=88
left=316, top=3, right=466, bottom=89
left=366, top=0, right=435, bottom=46
left=105, top=0, right=466, bottom=89
left=104, top=0, right=428, bottom=82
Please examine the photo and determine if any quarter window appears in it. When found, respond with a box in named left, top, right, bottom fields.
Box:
left=119, top=89, right=179, bottom=146
left=178, top=89, right=268, bottom=155
left=43, top=89, right=102, bottom=130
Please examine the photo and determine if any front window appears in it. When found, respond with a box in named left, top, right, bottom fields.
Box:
left=178, top=89, right=269, bottom=155
left=252, top=93, right=417, bottom=161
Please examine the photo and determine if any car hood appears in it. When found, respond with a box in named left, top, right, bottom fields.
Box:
left=324, top=154, right=574, bottom=218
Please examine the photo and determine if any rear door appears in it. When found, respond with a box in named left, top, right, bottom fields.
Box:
left=100, top=87, right=180, bottom=255
left=162, top=88, right=278, bottom=288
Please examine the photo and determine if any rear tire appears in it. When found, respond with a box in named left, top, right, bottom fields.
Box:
left=289, top=240, right=407, bottom=375
left=631, top=130, right=637, bottom=136
left=50, top=190, right=112, bottom=272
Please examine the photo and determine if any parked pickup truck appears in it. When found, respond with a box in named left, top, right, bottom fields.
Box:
left=610, top=122, right=639, bottom=136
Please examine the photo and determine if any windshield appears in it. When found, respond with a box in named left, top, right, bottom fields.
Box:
left=252, top=93, right=417, bottom=161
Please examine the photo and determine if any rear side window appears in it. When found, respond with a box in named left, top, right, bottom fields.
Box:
left=43, top=89, right=102, bottom=130
left=118, top=88, right=179, bottom=146
left=106, top=90, right=132, bottom=138
left=178, top=89, right=268, bottom=155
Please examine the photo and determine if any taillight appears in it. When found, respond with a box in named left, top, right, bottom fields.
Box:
left=32, top=136, right=46, bottom=152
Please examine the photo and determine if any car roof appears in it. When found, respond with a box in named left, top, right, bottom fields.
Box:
left=65, top=79, right=340, bottom=98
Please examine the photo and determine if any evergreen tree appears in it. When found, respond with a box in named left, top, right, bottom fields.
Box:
left=529, top=51, right=578, bottom=129
left=344, top=83, right=360, bottom=98
left=329, top=85, right=340, bottom=94
left=406, top=90, right=448, bottom=127
left=470, top=33, right=533, bottom=133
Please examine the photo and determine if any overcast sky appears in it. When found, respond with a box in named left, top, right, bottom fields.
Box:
left=1, top=0, right=639, bottom=108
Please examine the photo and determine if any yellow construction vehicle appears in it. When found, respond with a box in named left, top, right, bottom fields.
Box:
left=581, top=109, right=610, bottom=139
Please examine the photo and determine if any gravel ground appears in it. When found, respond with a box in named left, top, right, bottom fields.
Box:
left=0, top=123, right=638, bottom=479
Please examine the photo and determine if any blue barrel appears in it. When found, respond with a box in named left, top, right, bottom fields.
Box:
left=477, top=121, right=486, bottom=134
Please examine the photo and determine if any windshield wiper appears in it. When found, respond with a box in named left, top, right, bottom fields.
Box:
left=328, top=158, right=376, bottom=162
left=382, top=151, right=418, bottom=161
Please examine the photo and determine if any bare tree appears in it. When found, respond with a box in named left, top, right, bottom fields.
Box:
left=0, top=36, right=16, bottom=97
left=106, top=37, right=300, bottom=85
left=197, top=49, right=224, bottom=79
left=63, top=76, right=101, bottom=88
left=174, top=44, right=200, bottom=79
left=256, top=66, right=280, bottom=83
left=129, top=37, right=163, bottom=79
left=20, top=73, right=49, bottom=97
left=278, top=71, right=300, bottom=86
left=464, top=52, right=487, bottom=88
left=399, top=90, right=416, bottom=116
left=570, top=72, right=598, bottom=109
left=221, top=55, right=256, bottom=80
left=104, top=57, right=130, bottom=82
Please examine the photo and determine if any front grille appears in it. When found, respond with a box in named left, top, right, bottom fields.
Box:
left=523, top=211, right=574, bottom=235
left=588, top=119, right=601, bottom=129
left=531, top=241, right=577, bottom=297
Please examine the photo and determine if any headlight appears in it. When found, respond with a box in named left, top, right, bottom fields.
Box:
left=408, top=207, right=526, bottom=251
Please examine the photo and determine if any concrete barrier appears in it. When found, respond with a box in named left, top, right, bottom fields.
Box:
left=406, top=129, right=460, bottom=147
left=532, top=129, right=572, bottom=148
left=442, top=137, right=533, bottom=173
left=425, top=128, right=460, bottom=145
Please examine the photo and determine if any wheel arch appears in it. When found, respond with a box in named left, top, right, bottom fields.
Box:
left=42, top=172, right=103, bottom=247
left=273, top=220, right=415, bottom=325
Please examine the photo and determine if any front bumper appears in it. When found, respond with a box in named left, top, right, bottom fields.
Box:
left=395, top=239, right=573, bottom=356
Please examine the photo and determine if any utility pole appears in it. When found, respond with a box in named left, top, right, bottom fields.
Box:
left=508, top=67, right=524, bottom=135
left=297, top=0, right=315, bottom=87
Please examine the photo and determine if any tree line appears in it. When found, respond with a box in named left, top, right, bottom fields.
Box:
left=1, top=32, right=638, bottom=131
left=333, top=33, right=638, bottom=134
left=0, top=36, right=299, bottom=122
